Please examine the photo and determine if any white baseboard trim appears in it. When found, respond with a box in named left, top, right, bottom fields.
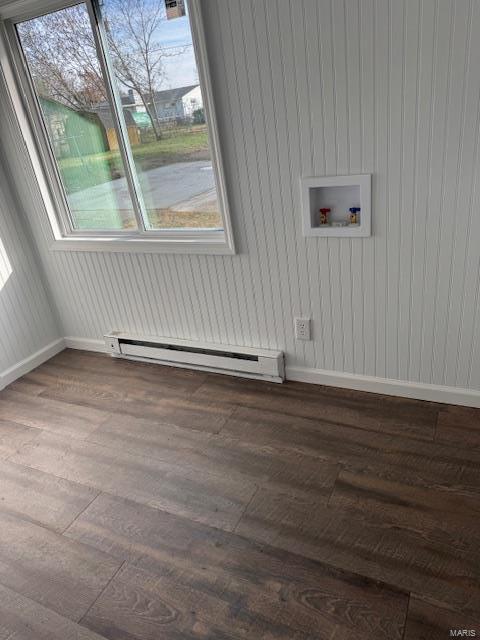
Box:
left=286, top=365, right=480, bottom=408
left=0, top=338, right=65, bottom=391
left=64, top=337, right=107, bottom=353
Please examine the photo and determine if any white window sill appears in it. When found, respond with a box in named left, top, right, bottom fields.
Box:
left=49, top=234, right=235, bottom=255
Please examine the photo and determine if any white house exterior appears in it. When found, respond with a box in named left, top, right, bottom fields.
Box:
left=119, top=85, right=204, bottom=124
left=180, top=85, right=203, bottom=118
left=152, top=84, right=203, bottom=122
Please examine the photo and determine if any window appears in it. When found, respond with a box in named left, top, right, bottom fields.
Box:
left=2, top=0, right=234, bottom=253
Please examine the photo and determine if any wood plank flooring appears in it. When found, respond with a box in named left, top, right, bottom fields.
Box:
left=0, top=349, right=479, bottom=638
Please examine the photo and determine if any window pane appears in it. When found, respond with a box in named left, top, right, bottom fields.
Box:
left=101, top=0, right=223, bottom=230
left=16, top=3, right=138, bottom=231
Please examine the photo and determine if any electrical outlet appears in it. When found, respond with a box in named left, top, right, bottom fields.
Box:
left=295, top=317, right=311, bottom=341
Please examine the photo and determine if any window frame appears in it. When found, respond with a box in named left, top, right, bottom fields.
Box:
left=0, top=0, right=235, bottom=254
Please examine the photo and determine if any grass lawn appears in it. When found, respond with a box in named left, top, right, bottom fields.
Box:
left=59, top=128, right=210, bottom=194
left=70, top=208, right=222, bottom=230
left=60, top=126, right=221, bottom=230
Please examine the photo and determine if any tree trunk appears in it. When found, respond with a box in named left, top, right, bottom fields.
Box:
left=141, top=94, right=162, bottom=140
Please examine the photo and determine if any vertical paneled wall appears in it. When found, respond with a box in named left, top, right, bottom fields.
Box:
left=1, top=0, right=480, bottom=390
left=0, top=161, right=59, bottom=373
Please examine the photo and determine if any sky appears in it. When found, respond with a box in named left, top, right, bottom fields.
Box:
left=18, top=0, right=200, bottom=97
left=148, top=1, right=198, bottom=89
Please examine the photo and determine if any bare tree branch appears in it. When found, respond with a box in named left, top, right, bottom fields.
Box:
left=17, top=0, right=188, bottom=139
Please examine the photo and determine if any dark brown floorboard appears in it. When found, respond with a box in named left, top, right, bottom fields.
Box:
left=0, top=458, right=99, bottom=531
left=220, top=405, right=480, bottom=497
left=87, top=414, right=339, bottom=502
left=10, top=431, right=257, bottom=531
left=0, top=583, right=106, bottom=640
left=192, top=374, right=439, bottom=440
left=329, top=469, right=480, bottom=549
left=27, top=364, right=233, bottom=434
left=0, top=349, right=478, bottom=638
left=403, top=596, right=480, bottom=639
left=0, top=509, right=121, bottom=621
left=67, top=493, right=408, bottom=640
left=235, top=488, right=480, bottom=618
left=436, top=404, right=480, bottom=449
left=0, top=388, right=110, bottom=439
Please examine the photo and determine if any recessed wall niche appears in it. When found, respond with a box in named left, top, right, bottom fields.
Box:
left=300, top=174, right=371, bottom=237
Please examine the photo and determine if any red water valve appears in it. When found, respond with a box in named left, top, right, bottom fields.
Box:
left=319, top=208, right=331, bottom=225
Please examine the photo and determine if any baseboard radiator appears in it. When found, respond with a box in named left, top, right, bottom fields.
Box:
left=104, top=332, right=285, bottom=383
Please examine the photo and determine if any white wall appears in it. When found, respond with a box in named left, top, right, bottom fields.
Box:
left=2, top=0, right=480, bottom=397
left=0, top=159, right=61, bottom=385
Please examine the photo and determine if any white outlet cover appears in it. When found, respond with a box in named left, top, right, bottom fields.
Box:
left=295, top=318, right=311, bottom=341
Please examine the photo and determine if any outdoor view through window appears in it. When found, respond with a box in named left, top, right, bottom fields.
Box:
left=16, top=0, right=222, bottom=232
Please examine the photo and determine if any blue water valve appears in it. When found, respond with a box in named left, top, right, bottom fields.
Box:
left=349, top=207, right=360, bottom=224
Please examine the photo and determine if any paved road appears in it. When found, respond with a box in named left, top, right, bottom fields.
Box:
left=68, top=160, right=215, bottom=214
